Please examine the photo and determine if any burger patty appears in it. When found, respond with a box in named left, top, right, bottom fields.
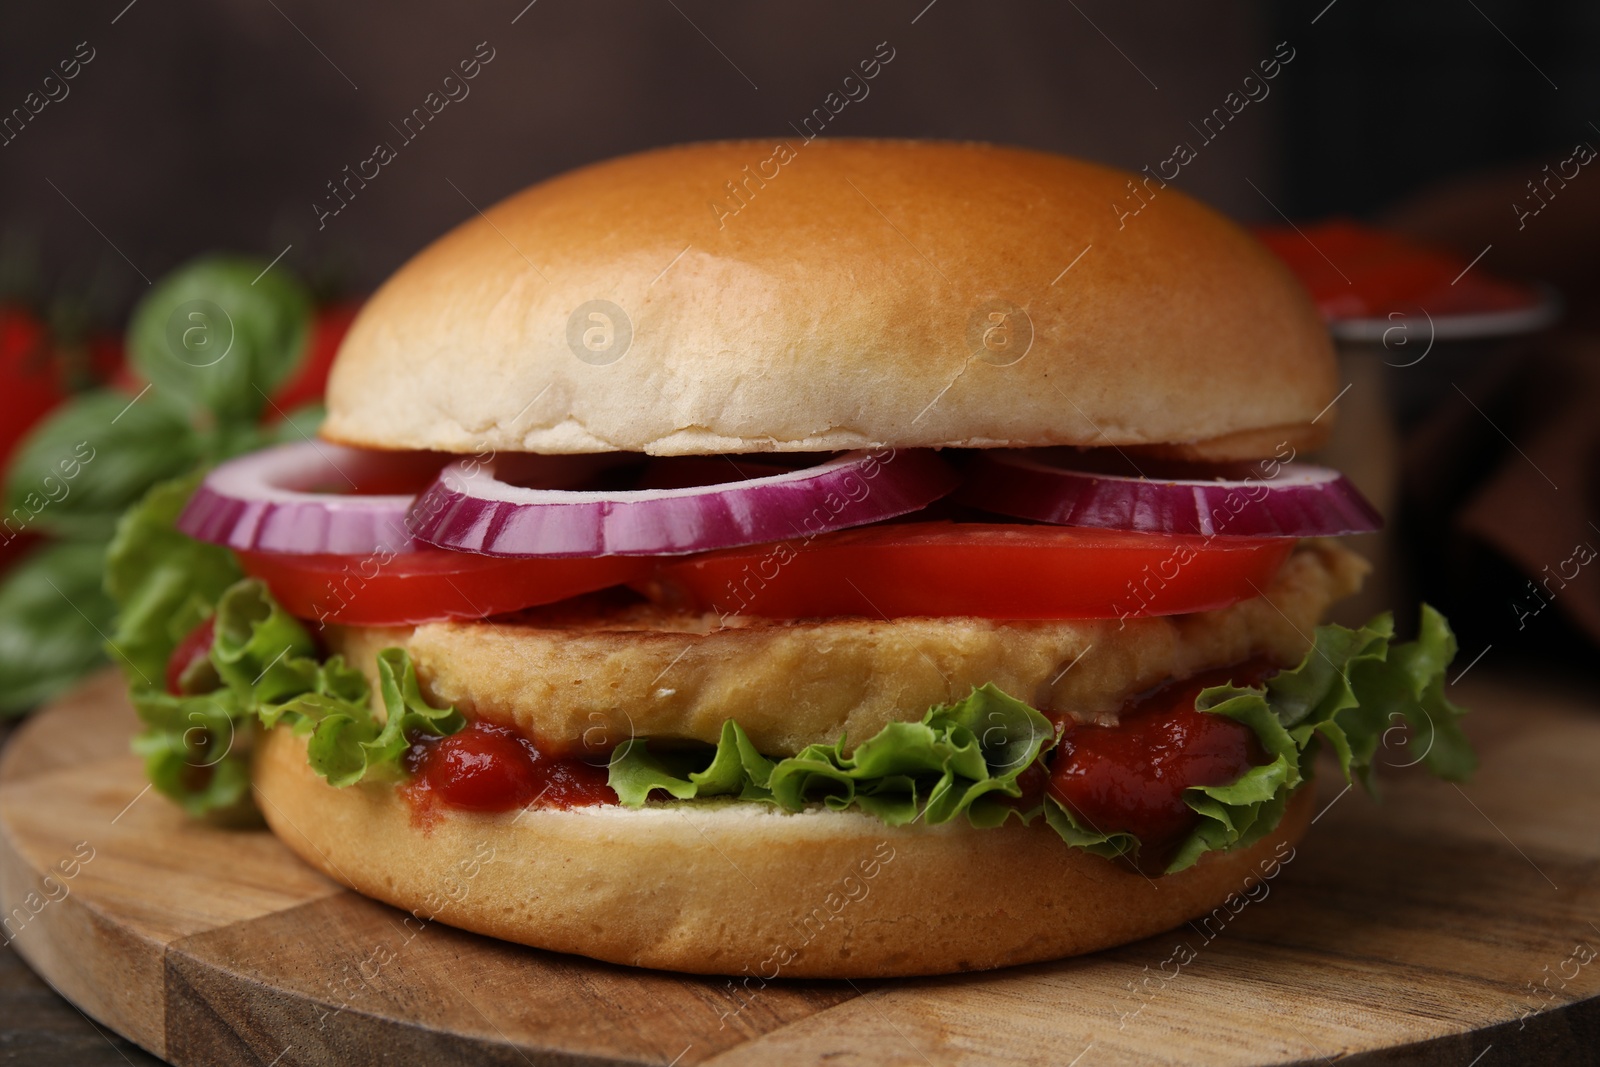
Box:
left=329, top=542, right=1366, bottom=757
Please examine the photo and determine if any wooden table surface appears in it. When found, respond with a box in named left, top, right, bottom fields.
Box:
left=2, top=664, right=1599, bottom=1066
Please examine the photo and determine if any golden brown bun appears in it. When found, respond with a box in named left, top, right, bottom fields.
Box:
left=254, top=726, right=1315, bottom=978
left=323, top=140, right=1335, bottom=460
left=330, top=543, right=1366, bottom=755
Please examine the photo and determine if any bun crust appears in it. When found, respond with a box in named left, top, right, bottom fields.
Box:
left=255, top=726, right=1314, bottom=978
left=324, top=140, right=1335, bottom=459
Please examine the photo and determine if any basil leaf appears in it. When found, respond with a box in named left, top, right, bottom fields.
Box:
left=0, top=542, right=117, bottom=715
left=127, top=255, right=310, bottom=425
left=1, top=390, right=200, bottom=542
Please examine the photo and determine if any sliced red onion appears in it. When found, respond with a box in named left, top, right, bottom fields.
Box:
left=956, top=452, right=1382, bottom=538
left=177, top=442, right=443, bottom=555
left=407, top=449, right=961, bottom=558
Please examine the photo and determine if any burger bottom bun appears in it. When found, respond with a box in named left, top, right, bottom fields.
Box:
left=255, top=728, right=1315, bottom=978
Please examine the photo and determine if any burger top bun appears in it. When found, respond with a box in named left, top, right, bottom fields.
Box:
left=323, top=140, right=1336, bottom=460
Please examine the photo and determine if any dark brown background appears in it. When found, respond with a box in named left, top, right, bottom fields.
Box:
left=2, top=0, right=1593, bottom=310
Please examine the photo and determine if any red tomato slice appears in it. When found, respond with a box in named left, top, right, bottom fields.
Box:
left=237, top=548, right=649, bottom=626
left=166, top=616, right=217, bottom=695
left=648, top=523, right=1294, bottom=621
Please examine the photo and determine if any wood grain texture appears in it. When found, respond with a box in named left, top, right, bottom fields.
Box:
left=164, top=893, right=853, bottom=1067
left=0, top=901, right=164, bottom=1066
left=1, top=669, right=1598, bottom=1065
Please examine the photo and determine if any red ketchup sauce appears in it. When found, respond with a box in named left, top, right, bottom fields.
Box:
left=1046, top=660, right=1277, bottom=870
left=402, top=721, right=615, bottom=819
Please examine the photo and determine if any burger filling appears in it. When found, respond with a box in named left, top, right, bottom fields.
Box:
left=108, top=446, right=1475, bottom=876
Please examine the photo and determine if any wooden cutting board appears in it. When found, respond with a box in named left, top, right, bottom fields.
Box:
left=1, top=668, right=1597, bottom=1066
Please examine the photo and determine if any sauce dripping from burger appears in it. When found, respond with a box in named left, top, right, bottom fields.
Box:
left=402, top=721, right=615, bottom=819
left=1045, top=659, right=1277, bottom=872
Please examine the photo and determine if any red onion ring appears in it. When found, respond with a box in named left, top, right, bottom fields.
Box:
left=955, top=452, right=1382, bottom=538
left=406, top=448, right=961, bottom=558
left=177, top=442, right=443, bottom=555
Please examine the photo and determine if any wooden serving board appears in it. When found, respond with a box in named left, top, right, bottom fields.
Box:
left=2, top=669, right=1598, bottom=1066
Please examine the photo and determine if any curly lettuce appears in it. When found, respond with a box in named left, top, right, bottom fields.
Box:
left=611, top=684, right=1054, bottom=828
left=124, top=577, right=461, bottom=815
left=104, top=470, right=243, bottom=689
left=610, top=608, right=1474, bottom=874
left=1164, top=606, right=1473, bottom=871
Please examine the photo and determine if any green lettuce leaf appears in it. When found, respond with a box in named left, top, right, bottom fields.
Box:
left=129, top=686, right=255, bottom=818
left=125, top=578, right=463, bottom=812
left=103, top=471, right=243, bottom=689
left=610, top=683, right=1056, bottom=828
left=609, top=720, right=777, bottom=805
left=1040, top=797, right=1139, bottom=861
left=1170, top=607, right=1471, bottom=868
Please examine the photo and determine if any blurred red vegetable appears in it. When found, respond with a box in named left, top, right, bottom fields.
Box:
left=271, top=302, right=360, bottom=414
left=1255, top=220, right=1540, bottom=320
left=0, top=305, right=67, bottom=470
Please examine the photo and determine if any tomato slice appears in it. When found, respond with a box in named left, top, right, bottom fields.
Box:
left=166, top=616, right=217, bottom=695
left=237, top=547, right=650, bottom=626
left=648, top=522, right=1294, bottom=621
